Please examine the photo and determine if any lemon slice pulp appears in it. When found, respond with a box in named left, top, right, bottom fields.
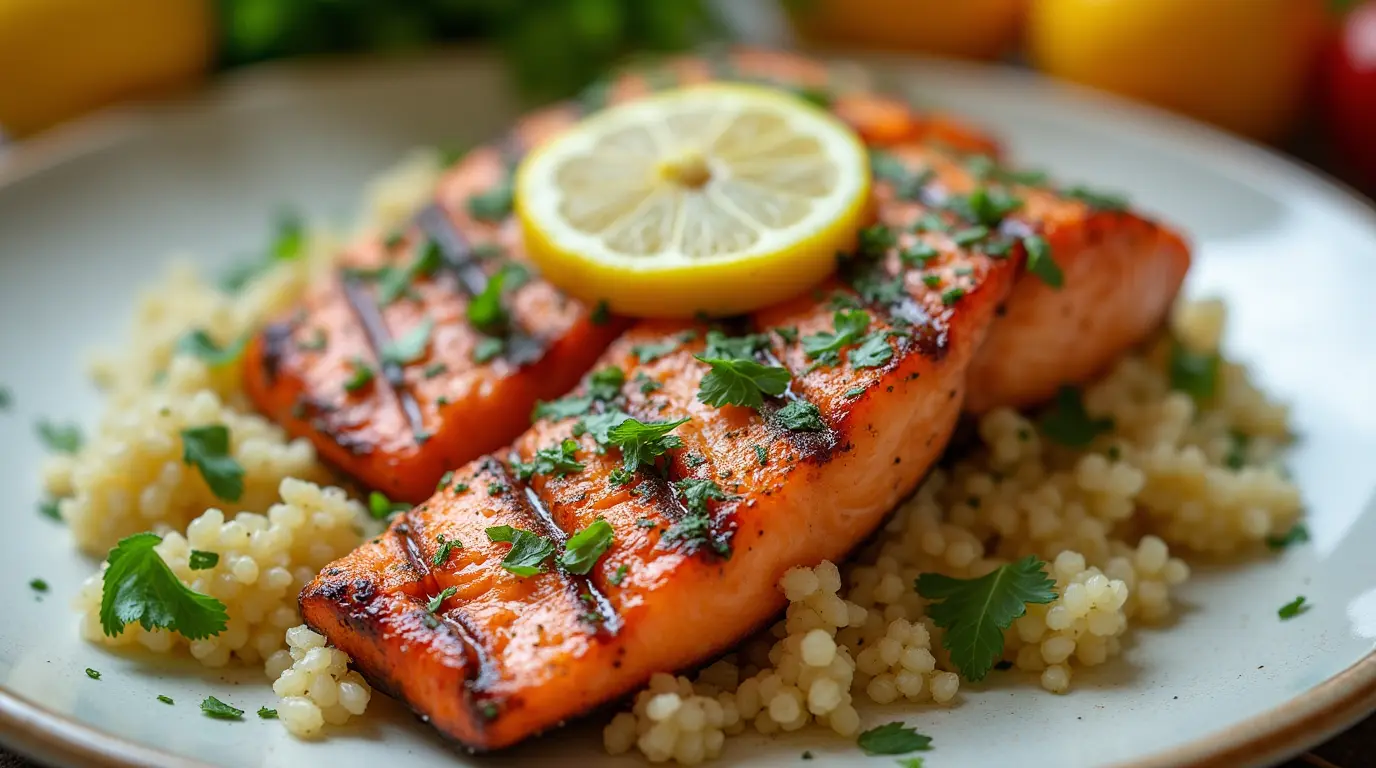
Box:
left=515, top=83, right=871, bottom=318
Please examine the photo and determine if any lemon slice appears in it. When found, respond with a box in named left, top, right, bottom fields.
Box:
left=515, top=83, right=871, bottom=318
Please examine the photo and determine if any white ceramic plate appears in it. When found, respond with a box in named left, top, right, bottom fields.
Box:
left=2, top=51, right=1374, bottom=768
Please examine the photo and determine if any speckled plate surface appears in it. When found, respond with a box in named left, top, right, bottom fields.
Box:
left=1, top=50, right=1374, bottom=768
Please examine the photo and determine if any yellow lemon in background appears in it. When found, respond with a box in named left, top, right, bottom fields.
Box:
left=788, top=0, right=1025, bottom=61
left=516, top=84, right=871, bottom=318
left=1027, top=0, right=1327, bottom=142
left=0, top=0, right=211, bottom=137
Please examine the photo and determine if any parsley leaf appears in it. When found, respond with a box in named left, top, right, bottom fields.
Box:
left=158, top=695, right=174, bottom=705
left=900, top=242, right=938, bottom=267
left=532, top=395, right=594, bottom=422
left=427, top=585, right=457, bottom=613
left=578, top=409, right=633, bottom=446
left=1038, top=386, right=1113, bottom=448
left=380, top=317, right=435, bottom=367
left=100, top=532, right=228, bottom=640
left=609, top=564, right=630, bottom=586
left=1062, top=185, right=1129, bottom=212
left=695, top=356, right=791, bottom=409
left=1278, top=595, right=1309, bottom=620
left=703, top=330, right=770, bottom=360
left=802, top=309, right=870, bottom=366
left=38, top=499, right=61, bottom=522
left=30, top=579, right=48, bottom=593
left=897, top=758, right=926, bottom=768
left=257, top=707, right=278, bottom=719
left=188, top=551, right=219, bottom=571
left=1266, top=523, right=1310, bottom=551
left=377, top=240, right=442, bottom=304
left=180, top=425, right=244, bottom=502
left=858, top=224, right=897, bottom=258
left=0, top=386, right=10, bottom=410
left=176, top=330, right=248, bottom=367
left=772, top=400, right=826, bottom=433
left=947, top=186, right=1022, bottom=227
left=849, top=332, right=896, bottom=370
left=485, top=526, right=555, bottom=577
left=632, top=339, right=680, bottom=363
left=1169, top=340, right=1219, bottom=401
left=857, top=722, right=933, bottom=755
left=200, top=696, right=243, bottom=720
left=590, top=300, right=611, bottom=325
left=774, top=326, right=798, bottom=344
left=367, top=491, right=410, bottom=521
left=560, top=519, right=614, bottom=575
left=1022, top=234, right=1063, bottom=289
left=673, top=478, right=732, bottom=514
left=916, top=555, right=1057, bottom=681
left=343, top=358, right=375, bottom=392
left=85, top=668, right=101, bottom=680
left=512, top=439, right=585, bottom=480
left=472, top=335, right=504, bottom=363
left=270, top=210, right=305, bottom=261
left=587, top=366, right=626, bottom=401
left=951, top=226, right=990, bottom=246
left=606, top=416, right=689, bottom=472
left=37, top=420, right=83, bottom=453
left=433, top=534, right=461, bottom=567
left=661, top=511, right=731, bottom=557
left=467, top=267, right=511, bottom=332
left=468, top=180, right=514, bottom=222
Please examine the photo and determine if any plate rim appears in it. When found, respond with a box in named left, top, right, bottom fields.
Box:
left=2, top=47, right=1374, bottom=768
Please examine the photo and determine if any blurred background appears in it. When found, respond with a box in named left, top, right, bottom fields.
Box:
left=0, top=0, right=1374, bottom=194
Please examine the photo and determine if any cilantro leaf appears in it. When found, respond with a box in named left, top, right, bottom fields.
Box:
left=1266, top=523, right=1310, bottom=551
left=1169, top=340, right=1219, bottom=401
left=188, top=551, right=219, bottom=571
left=578, top=409, right=633, bottom=446
left=427, top=585, right=457, bottom=613
left=1038, top=386, right=1113, bottom=448
left=772, top=400, right=826, bottom=433
left=512, top=439, right=585, bottom=480
left=176, top=330, right=248, bottom=367
left=36, top=420, right=83, bottom=453
left=560, top=519, right=614, bottom=575
left=200, top=696, right=243, bottom=720
left=1278, top=595, right=1309, bottom=620
left=485, top=525, right=555, bottom=577
left=367, top=491, right=410, bottom=521
left=467, top=267, right=511, bottom=332
left=1022, top=234, right=1063, bottom=289
left=849, top=332, right=896, bottom=370
left=857, top=722, right=933, bottom=755
left=802, top=309, right=870, bottom=366
left=180, top=425, right=244, bottom=502
left=916, top=555, right=1057, bottom=681
left=99, top=532, right=228, bottom=640
left=695, top=356, right=791, bottom=409
left=532, top=395, right=594, bottom=422
left=380, top=317, right=435, bottom=367
left=606, top=416, right=689, bottom=472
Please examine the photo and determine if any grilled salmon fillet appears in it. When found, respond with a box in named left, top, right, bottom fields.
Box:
left=243, top=48, right=1001, bottom=504
left=299, top=144, right=1190, bottom=749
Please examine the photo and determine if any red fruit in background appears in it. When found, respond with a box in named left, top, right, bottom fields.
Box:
left=1326, top=1, right=1376, bottom=185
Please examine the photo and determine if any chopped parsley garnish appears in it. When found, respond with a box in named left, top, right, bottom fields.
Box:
left=950, top=226, right=991, bottom=246
left=0, top=386, right=10, bottom=410
left=426, top=585, right=457, bottom=613
left=916, top=555, right=1057, bottom=681
left=38, top=499, right=61, bottom=522
left=432, top=534, right=461, bottom=567
left=487, top=481, right=508, bottom=496
left=512, top=439, right=585, bottom=480
left=754, top=444, right=768, bottom=465
left=200, top=696, right=243, bottom=720
left=897, top=758, right=926, bottom=768
left=661, top=511, right=730, bottom=557
left=587, top=366, right=626, bottom=401
left=850, top=267, right=907, bottom=306
left=560, top=519, right=615, bottom=575
left=1169, top=341, right=1220, bottom=401
left=774, top=326, right=798, bottom=344
left=299, top=328, right=328, bottom=351
left=380, top=316, right=435, bottom=367
left=176, top=330, right=247, bottom=367
left=1266, top=523, right=1310, bottom=551
left=849, top=332, right=897, bottom=369
left=472, top=335, right=504, bottom=363
left=609, top=564, right=630, bottom=586
left=85, top=668, right=101, bottom=680
left=948, top=186, right=1023, bottom=227
left=857, top=224, right=897, bottom=258
left=343, top=358, right=375, bottom=392
left=673, top=478, right=733, bottom=515
left=188, top=551, right=219, bottom=571
left=377, top=240, right=442, bottom=304
left=158, top=695, right=174, bottom=705
left=1038, top=386, right=1113, bottom=448
left=37, top=420, right=83, bottom=453
left=869, top=152, right=932, bottom=200
left=792, top=86, right=832, bottom=108
left=606, top=416, right=689, bottom=473
left=857, top=721, right=933, bottom=755
left=1278, top=596, right=1309, bottom=620
left=900, top=242, right=938, bottom=267
left=485, top=525, right=555, bottom=577
left=271, top=210, right=305, bottom=261
left=453, top=482, right=469, bottom=493
left=941, top=287, right=967, bottom=306
left=703, top=330, right=771, bottom=360
left=1224, top=431, right=1250, bottom=470
left=30, top=578, right=48, bottom=592
left=921, top=274, right=942, bottom=288
left=695, top=356, right=791, bottom=409
left=100, top=532, right=228, bottom=640
left=912, top=212, right=949, bottom=233
left=772, top=400, right=826, bottom=433
left=467, top=180, right=514, bottom=222
left=635, top=517, right=657, bottom=528
left=180, top=425, right=244, bottom=502
left=532, top=395, right=594, bottom=422
left=1062, top=185, right=1129, bottom=212
left=1022, top=234, right=1063, bottom=288
left=590, top=300, right=611, bottom=325
left=844, top=387, right=866, bottom=398
left=423, top=362, right=448, bottom=379
left=802, top=309, right=870, bottom=366
left=632, top=339, right=680, bottom=363
left=684, top=452, right=707, bottom=468
left=367, top=491, right=410, bottom=520
left=467, top=267, right=512, bottom=332
left=578, top=409, right=633, bottom=446
left=257, top=707, right=278, bottom=719
left=635, top=372, right=662, bottom=394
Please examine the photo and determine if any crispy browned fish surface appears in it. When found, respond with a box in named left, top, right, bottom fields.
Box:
left=242, top=48, right=1003, bottom=505
left=299, top=141, right=1189, bottom=749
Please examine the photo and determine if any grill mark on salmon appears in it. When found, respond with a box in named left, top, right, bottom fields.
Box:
left=340, top=276, right=428, bottom=442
